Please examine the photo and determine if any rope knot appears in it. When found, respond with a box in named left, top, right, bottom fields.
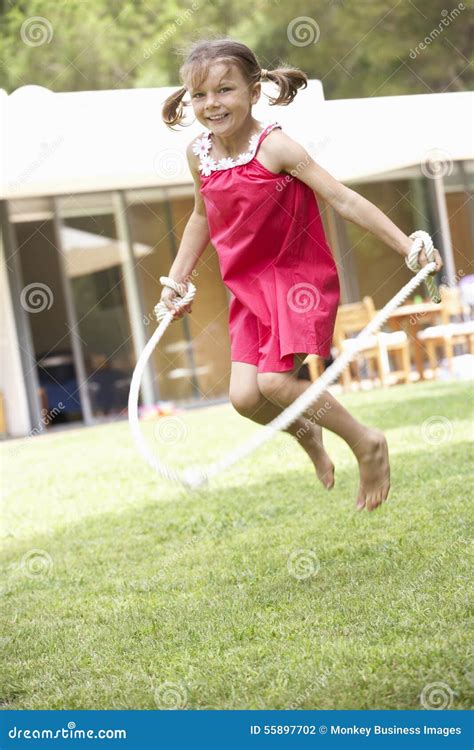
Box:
left=154, top=276, right=197, bottom=322
left=406, top=231, right=441, bottom=303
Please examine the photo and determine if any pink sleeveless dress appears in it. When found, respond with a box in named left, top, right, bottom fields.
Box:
left=193, top=120, right=340, bottom=373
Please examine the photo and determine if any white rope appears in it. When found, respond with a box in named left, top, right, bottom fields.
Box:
left=128, top=235, right=440, bottom=491
left=406, top=230, right=441, bottom=304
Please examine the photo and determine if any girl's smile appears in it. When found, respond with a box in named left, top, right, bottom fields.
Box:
left=207, top=113, right=230, bottom=123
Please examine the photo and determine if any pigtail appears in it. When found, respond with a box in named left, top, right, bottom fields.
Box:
left=262, top=67, right=308, bottom=106
left=161, top=86, right=189, bottom=130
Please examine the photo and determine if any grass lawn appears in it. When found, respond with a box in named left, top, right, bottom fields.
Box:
left=1, top=380, right=473, bottom=711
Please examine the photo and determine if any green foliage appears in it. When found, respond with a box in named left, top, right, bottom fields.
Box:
left=1, top=0, right=472, bottom=95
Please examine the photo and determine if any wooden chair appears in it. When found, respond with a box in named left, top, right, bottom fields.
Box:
left=417, top=285, right=474, bottom=376
left=333, top=296, right=411, bottom=390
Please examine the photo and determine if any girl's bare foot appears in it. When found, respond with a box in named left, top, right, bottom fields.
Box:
left=297, top=423, right=335, bottom=490
left=354, top=428, right=390, bottom=511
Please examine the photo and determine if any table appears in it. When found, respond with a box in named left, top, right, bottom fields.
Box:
left=385, top=301, right=442, bottom=380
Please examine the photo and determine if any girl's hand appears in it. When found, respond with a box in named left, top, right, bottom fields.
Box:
left=417, top=246, right=443, bottom=275
left=160, top=286, right=193, bottom=321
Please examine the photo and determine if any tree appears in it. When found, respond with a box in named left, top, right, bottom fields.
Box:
left=1, top=0, right=472, bottom=96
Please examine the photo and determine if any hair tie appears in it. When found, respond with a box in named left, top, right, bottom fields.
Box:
left=260, top=68, right=269, bottom=79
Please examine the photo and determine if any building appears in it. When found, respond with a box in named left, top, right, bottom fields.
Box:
left=1, top=81, right=473, bottom=437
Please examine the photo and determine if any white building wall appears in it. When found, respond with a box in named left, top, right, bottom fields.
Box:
left=0, top=229, right=32, bottom=436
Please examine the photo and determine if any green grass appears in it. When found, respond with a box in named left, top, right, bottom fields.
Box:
left=1, top=380, right=473, bottom=710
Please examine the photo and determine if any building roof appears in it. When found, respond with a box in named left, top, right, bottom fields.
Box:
left=1, top=81, right=473, bottom=199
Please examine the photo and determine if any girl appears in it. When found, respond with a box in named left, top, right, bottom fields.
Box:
left=160, top=38, right=443, bottom=512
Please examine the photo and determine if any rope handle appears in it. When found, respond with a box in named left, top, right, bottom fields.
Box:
left=154, top=276, right=197, bottom=322
left=405, top=230, right=441, bottom=304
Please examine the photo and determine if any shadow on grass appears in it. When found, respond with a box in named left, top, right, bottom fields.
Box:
left=2, top=428, right=471, bottom=710
left=2, top=437, right=471, bottom=579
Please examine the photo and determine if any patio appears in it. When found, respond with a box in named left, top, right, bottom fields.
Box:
left=307, top=280, right=474, bottom=391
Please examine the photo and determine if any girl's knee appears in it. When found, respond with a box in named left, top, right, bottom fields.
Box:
left=229, top=384, right=263, bottom=418
left=257, top=372, right=287, bottom=401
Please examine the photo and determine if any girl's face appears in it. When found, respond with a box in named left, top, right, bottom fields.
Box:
left=186, top=61, right=260, bottom=132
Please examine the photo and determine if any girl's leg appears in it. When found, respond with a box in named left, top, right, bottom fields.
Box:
left=229, top=360, right=334, bottom=489
left=256, top=357, right=390, bottom=511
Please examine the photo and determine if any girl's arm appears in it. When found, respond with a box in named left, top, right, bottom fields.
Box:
left=160, top=143, right=211, bottom=318
left=167, top=212, right=210, bottom=284
left=168, top=142, right=210, bottom=284
left=273, top=131, right=443, bottom=272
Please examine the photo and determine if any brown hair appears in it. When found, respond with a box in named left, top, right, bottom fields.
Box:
left=161, top=37, right=308, bottom=130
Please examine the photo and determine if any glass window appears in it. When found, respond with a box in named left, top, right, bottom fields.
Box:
left=127, top=191, right=231, bottom=403
left=14, top=218, right=83, bottom=424
left=344, top=179, right=416, bottom=307
left=56, top=194, right=135, bottom=418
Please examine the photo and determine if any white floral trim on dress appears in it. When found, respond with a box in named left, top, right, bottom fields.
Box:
left=192, top=121, right=280, bottom=176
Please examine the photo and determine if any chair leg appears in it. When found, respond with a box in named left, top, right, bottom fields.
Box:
left=444, top=338, right=454, bottom=375
left=354, top=356, right=365, bottom=385
left=363, top=354, right=378, bottom=387
left=365, top=355, right=372, bottom=380
left=401, top=344, right=411, bottom=384
left=341, top=363, right=352, bottom=392
left=306, top=355, right=319, bottom=382
left=393, top=348, right=403, bottom=383
left=375, top=346, right=387, bottom=387
left=454, top=334, right=472, bottom=356
left=426, top=340, right=438, bottom=377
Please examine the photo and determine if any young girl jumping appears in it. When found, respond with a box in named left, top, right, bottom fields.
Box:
left=160, top=38, right=443, bottom=512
